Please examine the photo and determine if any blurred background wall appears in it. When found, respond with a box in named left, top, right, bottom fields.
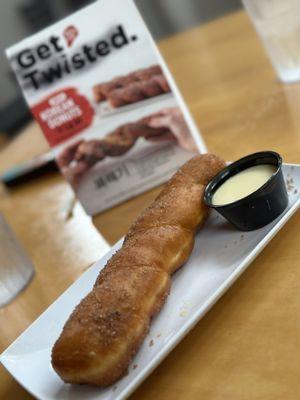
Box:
left=137, top=0, right=241, bottom=39
left=0, top=0, right=241, bottom=135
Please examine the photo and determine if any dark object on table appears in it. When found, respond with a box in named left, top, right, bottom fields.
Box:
left=1, top=152, right=58, bottom=188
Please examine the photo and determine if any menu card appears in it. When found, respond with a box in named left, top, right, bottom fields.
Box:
left=7, top=0, right=207, bottom=215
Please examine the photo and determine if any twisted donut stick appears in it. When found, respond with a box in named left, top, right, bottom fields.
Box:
left=107, top=75, right=170, bottom=108
left=51, top=154, right=226, bottom=387
left=74, top=116, right=174, bottom=165
left=93, top=65, right=165, bottom=103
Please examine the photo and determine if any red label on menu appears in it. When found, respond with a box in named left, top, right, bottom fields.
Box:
left=63, top=25, right=79, bottom=47
left=31, top=88, right=94, bottom=147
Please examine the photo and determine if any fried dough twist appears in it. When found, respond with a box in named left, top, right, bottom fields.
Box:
left=51, top=154, right=225, bottom=387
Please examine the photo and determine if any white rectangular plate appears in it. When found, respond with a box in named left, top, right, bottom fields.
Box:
left=1, top=163, right=300, bottom=400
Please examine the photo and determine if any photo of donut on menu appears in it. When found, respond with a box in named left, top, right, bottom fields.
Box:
left=57, top=107, right=197, bottom=188
left=93, top=64, right=171, bottom=113
left=55, top=100, right=199, bottom=214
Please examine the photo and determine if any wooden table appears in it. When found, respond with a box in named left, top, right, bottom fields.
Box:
left=1, top=10, right=300, bottom=400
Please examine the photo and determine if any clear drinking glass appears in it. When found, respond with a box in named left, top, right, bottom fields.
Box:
left=0, top=213, right=34, bottom=307
left=242, top=0, right=300, bottom=82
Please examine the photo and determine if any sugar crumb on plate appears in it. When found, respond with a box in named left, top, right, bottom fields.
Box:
left=179, top=310, right=188, bottom=317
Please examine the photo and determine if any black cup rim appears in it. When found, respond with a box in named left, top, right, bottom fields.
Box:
left=204, top=151, right=282, bottom=209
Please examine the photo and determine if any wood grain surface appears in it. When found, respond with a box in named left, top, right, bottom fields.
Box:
left=0, top=10, right=300, bottom=400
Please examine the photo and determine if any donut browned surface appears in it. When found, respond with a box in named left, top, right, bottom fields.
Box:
left=51, top=154, right=226, bottom=387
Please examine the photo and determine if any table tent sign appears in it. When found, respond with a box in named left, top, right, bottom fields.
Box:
left=7, top=0, right=206, bottom=215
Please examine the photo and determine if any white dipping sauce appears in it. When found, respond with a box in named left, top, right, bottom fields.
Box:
left=212, top=164, right=277, bottom=206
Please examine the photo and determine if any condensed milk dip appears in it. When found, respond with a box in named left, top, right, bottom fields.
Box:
left=212, top=164, right=277, bottom=206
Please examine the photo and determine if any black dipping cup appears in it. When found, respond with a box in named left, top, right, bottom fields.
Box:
left=204, top=151, right=289, bottom=231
